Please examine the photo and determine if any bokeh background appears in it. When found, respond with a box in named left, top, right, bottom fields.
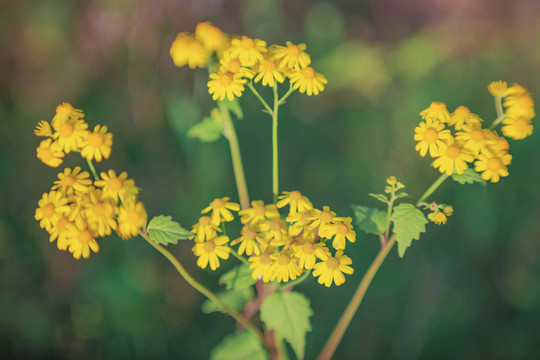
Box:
left=2, top=0, right=540, bottom=359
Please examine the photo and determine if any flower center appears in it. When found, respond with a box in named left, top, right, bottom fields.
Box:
left=219, top=73, right=233, bottom=86
left=430, top=102, right=446, bottom=111
left=126, top=209, right=143, bottom=225
left=57, top=217, right=69, bottom=231
left=40, top=147, right=53, bottom=161
left=240, top=37, right=255, bottom=50
left=88, top=132, right=104, bottom=148
left=326, top=257, right=340, bottom=270
left=277, top=254, right=291, bottom=265
left=302, top=243, right=315, bottom=254
left=93, top=203, right=106, bottom=217
left=77, top=229, right=93, bottom=244
left=260, top=253, right=272, bottom=265
left=203, top=241, right=216, bottom=253
left=227, top=59, right=241, bottom=73
left=189, top=40, right=205, bottom=53
left=56, top=103, right=74, bottom=115
left=302, top=67, right=316, bottom=79
left=243, top=229, right=257, bottom=241
left=287, top=45, right=301, bottom=56
left=513, top=117, right=530, bottom=131
left=269, top=221, right=282, bottom=231
left=211, top=198, right=226, bottom=209
left=42, top=203, right=56, bottom=218
left=108, top=177, right=123, bottom=191
left=319, top=211, right=333, bottom=224
left=61, top=175, right=76, bottom=188
left=422, top=128, right=438, bottom=143
left=289, top=191, right=302, bottom=201
left=470, top=130, right=485, bottom=142
left=336, top=223, right=349, bottom=235
left=253, top=205, right=266, bottom=216
left=199, top=216, right=211, bottom=226
left=487, top=157, right=503, bottom=171
left=263, top=60, right=276, bottom=71
left=495, top=138, right=509, bottom=152
left=446, top=145, right=461, bottom=159
left=454, top=106, right=470, bottom=117
left=59, top=122, right=75, bottom=137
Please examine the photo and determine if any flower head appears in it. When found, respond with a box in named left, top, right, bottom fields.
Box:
left=253, top=54, right=286, bottom=87
left=195, top=22, right=228, bottom=52
left=83, top=188, right=118, bottom=237
left=420, top=102, right=451, bottom=123
left=312, top=250, right=353, bottom=287
left=36, top=138, right=64, bottom=168
left=35, top=191, right=70, bottom=232
left=201, top=197, right=240, bottom=226
left=474, top=153, right=512, bottom=183
left=432, top=138, right=474, bottom=175
left=501, top=116, right=534, bottom=140
left=231, top=223, right=266, bottom=256
left=487, top=81, right=508, bottom=96
left=504, top=94, right=535, bottom=119
left=319, top=217, right=356, bottom=250
left=272, top=42, right=311, bottom=69
left=52, top=166, right=93, bottom=196
left=288, top=66, right=327, bottom=96
left=428, top=211, right=447, bottom=225
left=238, top=200, right=280, bottom=224
left=81, top=125, right=113, bottom=162
left=249, top=247, right=276, bottom=282
left=218, top=50, right=254, bottom=79
left=269, top=249, right=302, bottom=282
left=293, top=241, right=329, bottom=270
left=94, top=170, right=138, bottom=203
left=448, top=106, right=482, bottom=131
left=207, top=71, right=246, bottom=101
left=229, top=36, right=267, bottom=66
left=52, top=117, right=88, bottom=154
left=456, top=126, right=492, bottom=156
left=277, top=191, right=313, bottom=215
left=52, top=102, right=84, bottom=128
left=117, top=201, right=147, bottom=239
left=191, top=216, right=221, bottom=243
left=193, top=235, right=230, bottom=270
left=34, top=120, right=52, bottom=137
left=64, top=217, right=99, bottom=259
left=414, top=118, right=451, bottom=157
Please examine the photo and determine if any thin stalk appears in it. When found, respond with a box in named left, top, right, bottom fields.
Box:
left=281, top=269, right=312, bottom=290
left=86, top=158, right=99, bottom=181
left=490, top=95, right=505, bottom=129
left=141, top=232, right=269, bottom=349
left=417, top=174, right=448, bottom=205
left=383, top=193, right=396, bottom=243
left=219, top=104, right=250, bottom=209
left=248, top=82, right=274, bottom=115
left=278, top=84, right=295, bottom=105
left=272, top=85, right=280, bottom=203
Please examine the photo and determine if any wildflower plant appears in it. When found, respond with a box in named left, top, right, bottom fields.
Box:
left=33, top=21, right=534, bottom=360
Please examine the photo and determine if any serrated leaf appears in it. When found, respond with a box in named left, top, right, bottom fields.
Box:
left=147, top=215, right=193, bottom=245
left=396, top=192, right=410, bottom=198
left=260, top=291, right=312, bottom=360
left=187, top=115, right=223, bottom=142
left=369, top=193, right=389, bottom=203
left=202, top=288, right=254, bottom=314
left=219, top=264, right=257, bottom=290
left=210, top=330, right=268, bottom=360
left=219, top=98, right=244, bottom=120
left=351, top=205, right=387, bottom=235
left=391, top=203, right=428, bottom=258
left=452, top=168, right=487, bottom=185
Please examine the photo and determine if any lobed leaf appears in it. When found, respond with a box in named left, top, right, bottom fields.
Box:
left=452, top=168, right=486, bottom=185
left=210, top=330, right=268, bottom=360
left=369, top=193, right=389, bottom=203
left=219, top=264, right=257, bottom=290
left=202, top=288, right=254, bottom=314
left=391, top=203, right=428, bottom=258
left=146, top=215, right=193, bottom=245
left=188, top=115, right=223, bottom=142
left=351, top=205, right=387, bottom=235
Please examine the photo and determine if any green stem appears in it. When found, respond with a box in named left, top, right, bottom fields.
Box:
left=86, top=158, right=99, bottom=181
left=141, top=232, right=269, bottom=349
left=278, top=84, right=295, bottom=105
left=230, top=248, right=250, bottom=266
left=416, top=174, right=448, bottom=205
left=490, top=95, right=505, bottom=129
left=383, top=193, right=396, bottom=243
left=218, top=104, right=250, bottom=209
left=272, top=85, right=280, bottom=203
left=281, top=269, right=312, bottom=290
left=247, top=83, right=273, bottom=115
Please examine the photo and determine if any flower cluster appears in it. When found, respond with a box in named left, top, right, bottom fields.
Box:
left=418, top=202, right=453, bottom=225
left=414, top=82, right=534, bottom=182
left=169, top=22, right=327, bottom=101
left=190, top=191, right=355, bottom=287
left=34, top=103, right=147, bottom=259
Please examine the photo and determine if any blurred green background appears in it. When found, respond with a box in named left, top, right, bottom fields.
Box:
left=2, top=0, right=540, bottom=359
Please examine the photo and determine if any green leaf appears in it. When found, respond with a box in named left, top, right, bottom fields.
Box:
left=202, top=288, right=254, bottom=314
left=391, top=203, right=428, bottom=258
left=146, top=215, right=193, bottom=245
left=260, top=291, right=312, bottom=360
left=351, top=205, right=387, bottom=235
left=219, top=264, right=257, bottom=290
left=452, top=168, right=487, bottom=185
left=187, top=115, right=223, bottom=142
left=396, top=192, right=410, bottom=198
left=219, top=98, right=244, bottom=120
left=369, top=193, right=389, bottom=203
left=210, top=330, right=268, bottom=360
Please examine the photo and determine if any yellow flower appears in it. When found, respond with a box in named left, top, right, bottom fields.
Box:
left=192, top=235, right=230, bottom=270
left=80, top=125, right=113, bottom=162
left=186, top=38, right=211, bottom=69
left=428, top=211, right=447, bottom=225
left=448, top=106, right=482, bottom=131
left=432, top=139, right=474, bottom=176
left=414, top=118, right=451, bottom=157
left=501, top=116, right=534, bottom=140
left=83, top=189, right=118, bottom=237
left=94, top=170, right=138, bottom=203
left=487, top=81, right=508, bottom=96
left=319, top=217, right=356, bottom=250
left=505, top=83, right=529, bottom=96
left=170, top=32, right=192, bottom=67
left=272, top=42, right=311, bottom=69
left=293, top=241, right=329, bottom=270
left=36, top=138, right=64, bottom=168
left=51, top=166, right=92, bottom=196
left=191, top=216, right=221, bottom=243
left=34, top=120, right=52, bottom=137
left=307, top=206, right=342, bottom=231
left=229, top=36, right=267, bottom=66
left=117, top=201, right=147, bottom=240
left=52, top=117, right=88, bottom=154
left=288, top=66, right=327, bottom=96
left=474, top=153, right=512, bottom=183
left=218, top=50, right=254, bottom=79
left=420, top=102, right=451, bottom=123
left=456, top=126, right=492, bottom=156
left=504, top=94, right=535, bottom=119
left=64, top=217, right=99, bottom=259
left=201, top=197, right=240, bottom=226
left=207, top=71, right=246, bottom=101
left=52, top=102, right=84, bottom=128
left=238, top=200, right=280, bottom=224
left=48, top=215, right=71, bottom=250
left=286, top=210, right=315, bottom=236
left=35, top=191, right=70, bottom=232
left=277, top=190, right=313, bottom=215
left=443, top=206, right=453, bottom=216
left=259, top=219, right=288, bottom=246
left=249, top=247, right=276, bottom=282
left=231, top=223, right=266, bottom=256
left=486, top=132, right=510, bottom=155
left=312, top=250, right=353, bottom=287
left=269, top=250, right=302, bottom=282
left=253, top=54, right=286, bottom=87
left=195, top=22, right=228, bottom=52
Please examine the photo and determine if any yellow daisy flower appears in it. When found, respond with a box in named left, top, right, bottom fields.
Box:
left=36, top=138, right=64, bottom=168
left=259, top=219, right=288, bottom=246
left=238, top=200, right=280, bottom=224
left=170, top=32, right=192, bottom=68
left=307, top=206, right=342, bottom=231
left=486, top=132, right=510, bottom=155
left=272, top=42, right=311, bottom=69
left=48, top=215, right=71, bottom=250
left=34, top=120, right=52, bottom=137
left=186, top=38, right=211, bottom=69
left=52, top=102, right=84, bottom=128
left=191, top=216, right=221, bottom=243
left=218, top=50, right=254, bottom=79
left=35, top=191, right=70, bottom=232
left=201, top=197, right=240, bottom=226
left=312, top=250, right=353, bottom=287
left=505, top=83, right=529, bottom=96
left=84, top=189, right=118, bottom=237
left=319, top=217, right=356, bottom=250
left=432, top=139, right=474, bottom=176
left=501, top=116, right=534, bottom=140
left=52, top=166, right=93, bottom=196
left=288, top=66, right=327, bottom=96
left=474, top=153, right=512, bottom=183
left=248, top=247, right=276, bottom=282
left=117, top=201, right=147, bottom=240
left=207, top=71, right=246, bottom=101
left=269, top=249, right=302, bottom=282
left=192, top=235, right=230, bottom=270
left=64, top=217, right=99, bottom=259
left=231, top=223, right=266, bottom=256
left=229, top=36, right=267, bottom=66
left=413, top=118, right=451, bottom=157
left=428, top=211, right=447, bottom=225
left=487, top=81, right=508, bottom=96
left=67, top=190, right=93, bottom=222
left=94, top=170, right=138, bottom=203
left=80, top=125, right=113, bottom=162
left=504, top=94, right=535, bottom=119
left=286, top=210, right=315, bottom=236
left=52, top=117, right=88, bottom=154
left=420, top=102, right=451, bottom=123
left=293, top=241, right=329, bottom=270
left=277, top=190, right=313, bottom=215
left=195, top=21, right=228, bottom=52
left=456, top=126, right=492, bottom=156
left=253, top=54, right=286, bottom=87
left=448, top=106, right=482, bottom=131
